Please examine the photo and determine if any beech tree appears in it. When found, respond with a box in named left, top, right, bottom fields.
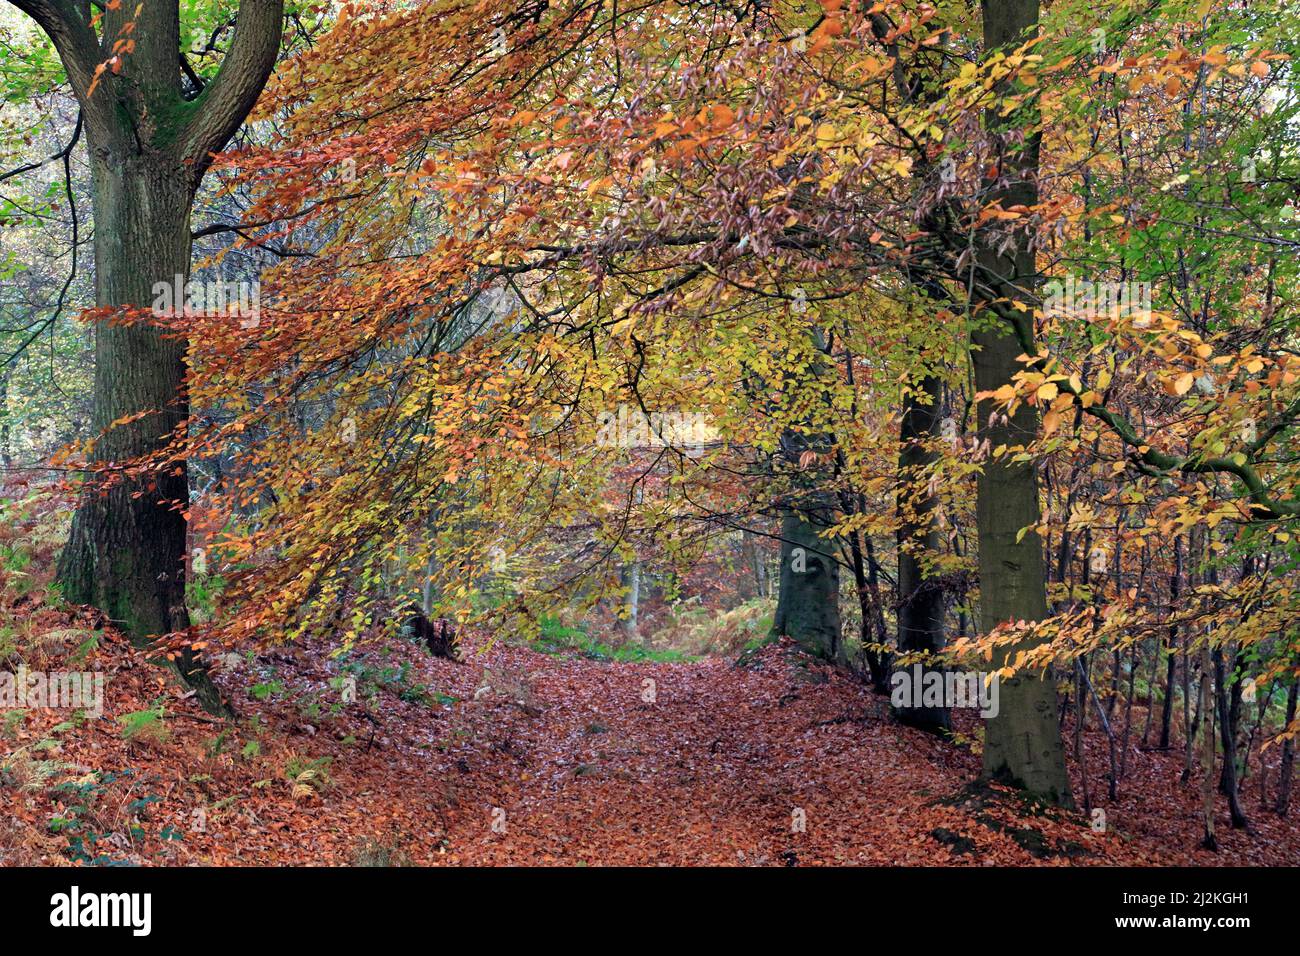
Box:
left=968, top=0, right=1072, bottom=803
left=7, top=0, right=284, bottom=710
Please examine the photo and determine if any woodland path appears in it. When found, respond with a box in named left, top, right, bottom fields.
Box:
left=195, top=636, right=1296, bottom=865
left=11, top=620, right=1299, bottom=865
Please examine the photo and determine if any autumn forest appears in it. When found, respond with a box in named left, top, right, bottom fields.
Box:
left=0, top=0, right=1297, bottom=905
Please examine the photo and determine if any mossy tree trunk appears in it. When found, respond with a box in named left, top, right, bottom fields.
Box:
left=772, top=498, right=842, bottom=661
left=57, top=157, right=216, bottom=705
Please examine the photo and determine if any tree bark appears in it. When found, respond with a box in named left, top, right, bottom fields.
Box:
left=1200, top=633, right=1218, bottom=850
left=847, top=524, right=890, bottom=692
left=14, top=0, right=285, bottom=714
left=1214, top=648, right=1249, bottom=829
left=772, top=499, right=842, bottom=660
left=56, top=155, right=223, bottom=708
left=893, top=373, right=950, bottom=733
left=972, top=0, right=1072, bottom=806
left=770, top=328, right=842, bottom=661
left=1277, top=679, right=1298, bottom=815
left=620, top=559, right=641, bottom=641
left=1159, top=538, right=1181, bottom=749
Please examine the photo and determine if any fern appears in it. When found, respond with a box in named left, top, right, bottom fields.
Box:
left=117, top=701, right=168, bottom=743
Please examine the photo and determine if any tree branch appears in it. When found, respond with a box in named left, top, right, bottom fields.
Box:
left=175, top=0, right=284, bottom=183
left=7, top=0, right=105, bottom=122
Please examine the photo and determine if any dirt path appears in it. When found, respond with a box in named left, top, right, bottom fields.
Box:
left=415, top=640, right=973, bottom=865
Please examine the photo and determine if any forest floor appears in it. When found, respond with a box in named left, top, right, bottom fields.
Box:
left=5, top=594, right=1300, bottom=866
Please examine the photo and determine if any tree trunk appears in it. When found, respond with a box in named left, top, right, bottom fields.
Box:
left=1214, top=648, right=1249, bottom=828
left=848, top=525, right=890, bottom=693
left=17, top=0, right=285, bottom=716
left=972, top=0, right=1071, bottom=806
left=971, top=326, right=1070, bottom=802
left=752, top=532, right=770, bottom=598
left=740, top=528, right=770, bottom=599
left=1200, top=633, right=1218, bottom=850
left=1159, top=538, right=1182, bottom=749
left=620, top=559, right=641, bottom=641
left=771, top=501, right=841, bottom=660
left=893, top=373, right=949, bottom=733
left=770, top=328, right=842, bottom=661
left=57, top=146, right=230, bottom=712
left=0, top=369, right=11, bottom=469
left=1277, top=679, right=1298, bottom=815
left=1120, top=644, right=1137, bottom=778
left=1182, top=637, right=1195, bottom=784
